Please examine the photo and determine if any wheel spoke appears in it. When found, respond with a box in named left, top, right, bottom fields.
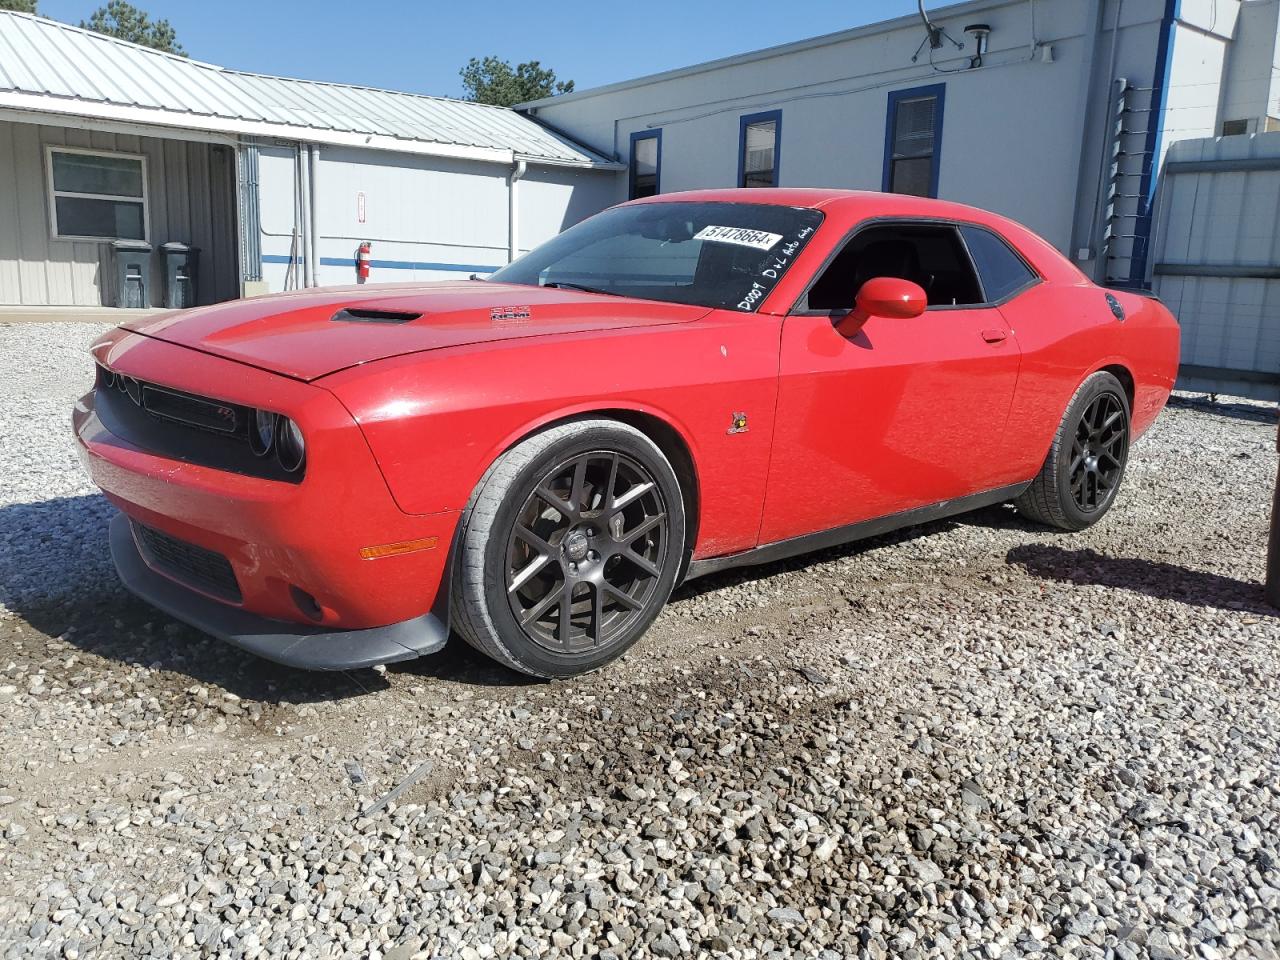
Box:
left=509, top=552, right=553, bottom=594
left=570, top=458, right=588, bottom=513
left=623, top=549, right=662, bottom=579
left=520, top=583, right=563, bottom=627
left=604, top=583, right=643, bottom=611
left=620, top=511, right=665, bottom=544
left=610, top=480, right=655, bottom=514
left=590, top=581, right=605, bottom=646
left=536, top=484, right=577, bottom=522
left=602, top=453, right=620, bottom=511
left=513, top=523, right=555, bottom=556
left=557, top=585, right=573, bottom=647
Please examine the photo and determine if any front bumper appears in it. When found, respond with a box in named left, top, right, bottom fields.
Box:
left=110, top=514, right=447, bottom=670
left=75, top=328, right=461, bottom=668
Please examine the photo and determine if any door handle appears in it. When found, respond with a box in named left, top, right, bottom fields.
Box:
left=980, top=329, right=1007, bottom=344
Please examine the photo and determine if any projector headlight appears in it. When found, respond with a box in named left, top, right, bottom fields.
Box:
left=250, top=409, right=276, bottom=457
left=275, top=416, right=306, bottom=473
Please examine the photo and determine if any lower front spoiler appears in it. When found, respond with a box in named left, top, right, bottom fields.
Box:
left=109, top=514, right=448, bottom=671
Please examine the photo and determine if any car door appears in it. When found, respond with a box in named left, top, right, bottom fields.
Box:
left=758, top=221, right=1022, bottom=546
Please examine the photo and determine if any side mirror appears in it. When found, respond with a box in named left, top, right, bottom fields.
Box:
left=835, top=277, right=927, bottom=336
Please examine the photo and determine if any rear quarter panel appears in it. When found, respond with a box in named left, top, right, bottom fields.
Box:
left=997, top=282, right=1179, bottom=482
left=320, top=315, right=783, bottom=559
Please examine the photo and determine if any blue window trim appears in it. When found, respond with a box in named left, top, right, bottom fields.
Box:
left=881, top=83, right=946, bottom=198
left=1127, top=0, right=1179, bottom=287
left=737, top=110, right=782, bottom=188
left=628, top=129, right=662, bottom=199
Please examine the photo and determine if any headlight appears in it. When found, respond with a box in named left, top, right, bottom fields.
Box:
left=250, top=409, right=276, bottom=457
left=275, top=416, right=305, bottom=473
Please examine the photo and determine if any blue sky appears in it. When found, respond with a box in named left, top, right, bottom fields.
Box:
left=36, top=1, right=923, bottom=99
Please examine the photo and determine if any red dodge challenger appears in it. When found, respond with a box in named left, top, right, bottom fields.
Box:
left=75, top=189, right=1180, bottom=677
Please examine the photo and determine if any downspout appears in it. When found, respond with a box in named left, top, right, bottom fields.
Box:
left=308, top=143, right=321, bottom=287
left=1089, top=0, right=1128, bottom=283
left=1067, top=0, right=1108, bottom=263
left=508, top=158, right=527, bottom=263
left=1129, top=0, right=1179, bottom=286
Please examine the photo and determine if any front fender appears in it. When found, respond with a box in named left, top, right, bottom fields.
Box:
left=320, top=316, right=784, bottom=559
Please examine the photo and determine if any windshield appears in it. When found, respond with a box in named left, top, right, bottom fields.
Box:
left=487, top=201, right=825, bottom=312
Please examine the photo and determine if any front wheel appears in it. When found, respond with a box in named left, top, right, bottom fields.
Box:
left=451, top=419, right=685, bottom=678
left=1014, top=371, right=1131, bottom=531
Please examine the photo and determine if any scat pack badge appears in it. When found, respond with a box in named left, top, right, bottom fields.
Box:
left=490, top=305, right=531, bottom=323
left=727, top=412, right=749, bottom=435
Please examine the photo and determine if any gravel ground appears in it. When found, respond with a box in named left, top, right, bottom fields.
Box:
left=0, top=320, right=1277, bottom=960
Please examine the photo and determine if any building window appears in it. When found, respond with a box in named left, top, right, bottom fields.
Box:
left=46, top=147, right=148, bottom=241
left=1221, top=119, right=1250, bottom=137
left=738, top=111, right=781, bottom=188
left=882, top=84, right=945, bottom=198
left=629, top=130, right=661, bottom=200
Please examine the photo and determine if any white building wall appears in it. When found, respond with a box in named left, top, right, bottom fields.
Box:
left=1219, top=0, right=1280, bottom=129
left=256, top=145, right=613, bottom=292
left=524, top=0, right=1272, bottom=283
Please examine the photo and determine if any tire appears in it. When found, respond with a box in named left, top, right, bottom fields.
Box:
left=1014, top=371, right=1131, bottom=531
left=451, top=419, right=686, bottom=678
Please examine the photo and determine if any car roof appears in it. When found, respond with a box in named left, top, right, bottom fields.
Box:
left=632, top=187, right=1009, bottom=224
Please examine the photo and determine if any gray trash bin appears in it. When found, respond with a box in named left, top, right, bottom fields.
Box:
left=160, top=241, right=200, bottom=309
left=111, top=240, right=152, bottom=309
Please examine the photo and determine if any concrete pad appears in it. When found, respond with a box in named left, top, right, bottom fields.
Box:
left=0, top=306, right=171, bottom=324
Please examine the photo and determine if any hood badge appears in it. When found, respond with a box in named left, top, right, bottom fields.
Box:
left=491, top=305, right=531, bottom=323
left=727, top=412, right=749, bottom=435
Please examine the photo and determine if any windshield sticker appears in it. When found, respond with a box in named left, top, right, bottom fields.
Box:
left=732, top=223, right=817, bottom=312
left=694, top=225, right=783, bottom=251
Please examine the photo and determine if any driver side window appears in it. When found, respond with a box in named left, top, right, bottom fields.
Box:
left=806, top=223, right=983, bottom=312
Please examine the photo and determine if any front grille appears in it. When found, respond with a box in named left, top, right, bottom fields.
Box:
left=93, top=364, right=302, bottom=484
left=132, top=522, right=242, bottom=603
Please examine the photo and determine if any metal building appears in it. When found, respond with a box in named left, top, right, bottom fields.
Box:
left=0, top=10, right=618, bottom=309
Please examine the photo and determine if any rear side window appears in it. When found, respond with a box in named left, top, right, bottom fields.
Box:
left=960, top=226, right=1038, bottom=303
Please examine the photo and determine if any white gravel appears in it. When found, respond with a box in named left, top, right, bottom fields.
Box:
left=1, top=320, right=1278, bottom=960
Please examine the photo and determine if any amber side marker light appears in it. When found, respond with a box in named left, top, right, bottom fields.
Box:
left=359, top=536, right=439, bottom=560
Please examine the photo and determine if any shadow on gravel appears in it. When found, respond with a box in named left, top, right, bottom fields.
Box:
left=0, top=494, right=533, bottom=701
left=1007, top=544, right=1277, bottom=616
left=1167, top=394, right=1279, bottom=425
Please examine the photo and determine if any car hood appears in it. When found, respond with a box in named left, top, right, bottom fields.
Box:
left=119, top=281, right=710, bottom=381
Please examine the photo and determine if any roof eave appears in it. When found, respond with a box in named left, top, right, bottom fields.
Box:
left=0, top=92, right=618, bottom=169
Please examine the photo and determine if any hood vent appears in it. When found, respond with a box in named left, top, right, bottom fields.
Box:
left=331, top=307, right=421, bottom=324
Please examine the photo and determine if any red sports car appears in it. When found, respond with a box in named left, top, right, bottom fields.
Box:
left=74, top=189, right=1180, bottom=677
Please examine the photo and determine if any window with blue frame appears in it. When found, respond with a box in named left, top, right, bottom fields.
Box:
left=883, top=84, right=945, bottom=198
left=629, top=130, right=662, bottom=200
left=738, top=111, right=781, bottom=188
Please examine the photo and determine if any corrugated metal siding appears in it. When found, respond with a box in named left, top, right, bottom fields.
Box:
left=0, top=11, right=611, bottom=167
left=1152, top=133, right=1280, bottom=401
left=0, top=118, right=237, bottom=306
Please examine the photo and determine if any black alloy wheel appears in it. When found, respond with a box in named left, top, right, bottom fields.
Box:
left=506, top=451, right=669, bottom=652
left=451, top=419, right=686, bottom=678
left=1068, top=392, right=1129, bottom=514
left=1014, top=370, right=1132, bottom=531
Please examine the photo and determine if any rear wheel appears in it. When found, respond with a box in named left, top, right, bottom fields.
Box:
left=451, top=420, right=685, bottom=678
left=1014, top=371, right=1131, bottom=531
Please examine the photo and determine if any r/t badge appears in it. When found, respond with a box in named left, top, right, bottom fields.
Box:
left=727, top=412, right=749, bottom=435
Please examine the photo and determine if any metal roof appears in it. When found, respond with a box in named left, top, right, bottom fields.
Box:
left=0, top=10, right=617, bottom=168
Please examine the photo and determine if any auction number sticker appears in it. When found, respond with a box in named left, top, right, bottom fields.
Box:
left=694, top=225, right=783, bottom=251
